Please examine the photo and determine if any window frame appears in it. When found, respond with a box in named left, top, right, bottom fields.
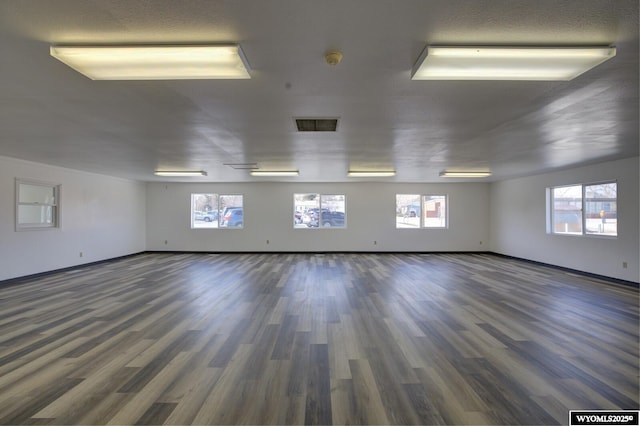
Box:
left=396, top=193, right=449, bottom=229
left=190, top=193, right=244, bottom=230
left=293, top=193, right=347, bottom=229
left=422, top=194, right=448, bottom=229
left=583, top=182, right=617, bottom=236
left=218, top=194, right=244, bottom=229
left=547, top=180, right=617, bottom=238
left=15, top=178, right=61, bottom=231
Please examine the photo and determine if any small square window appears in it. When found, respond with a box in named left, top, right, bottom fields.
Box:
left=16, top=179, right=61, bottom=231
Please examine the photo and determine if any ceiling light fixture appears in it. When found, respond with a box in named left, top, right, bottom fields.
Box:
left=348, top=171, right=396, bottom=177
left=439, top=171, right=492, bottom=178
left=154, top=170, right=207, bottom=177
left=50, top=44, right=251, bottom=80
left=250, top=170, right=299, bottom=177
left=411, top=46, right=616, bottom=81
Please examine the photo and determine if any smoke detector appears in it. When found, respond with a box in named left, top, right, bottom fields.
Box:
left=324, top=50, right=343, bottom=66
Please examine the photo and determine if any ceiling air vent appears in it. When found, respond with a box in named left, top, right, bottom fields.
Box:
left=295, top=118, right=338, bottom=132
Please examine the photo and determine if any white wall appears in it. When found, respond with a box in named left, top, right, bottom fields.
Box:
left=146, top=182, right=490, bottom=253
left=0, top=156, right=146, bottom=281
left=490, top=157, right=639, bottom=283
left=4, top=155, right=636, bottom=283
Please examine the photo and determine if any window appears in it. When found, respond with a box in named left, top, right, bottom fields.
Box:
left=219, top=195, right=244, bottom=228
left=548, top=182, right=616, bottom=237
left=294, top=193, right=346, bottom=228
left=585, top=182, right=617, bottom=236
left=550, top=185, right=583, bottom=234
left=191, top=193, right=243, bottom=229
left=396, top=194, right=447, bottom=228
left=423, top=195, right=447, bottom=228
left=16, top=179, right=61, bottom=230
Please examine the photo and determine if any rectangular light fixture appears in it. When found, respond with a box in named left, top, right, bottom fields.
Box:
left=411, top=46, right=616, bottom=81
left=348, top=171, right=396, bottom=177
left=154, top=170, right=207, bottom=177
left=250, top=170, right=299, bottom=177
left=439, top=171, right=492, bottom=178
left=50, top=44, right=251, bottom=80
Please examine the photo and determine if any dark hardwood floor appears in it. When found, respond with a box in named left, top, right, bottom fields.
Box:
left=0, top=253, right=637, bottom=425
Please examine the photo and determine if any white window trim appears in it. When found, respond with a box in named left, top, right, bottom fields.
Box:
left=15, top=178, right=61, bottom=231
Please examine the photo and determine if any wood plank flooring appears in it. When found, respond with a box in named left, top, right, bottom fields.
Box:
left=0, top=253, right=637, bottom=425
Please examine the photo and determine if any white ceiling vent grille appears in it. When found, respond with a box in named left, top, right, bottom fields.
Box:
left=295, top=118, right=339, bottom=132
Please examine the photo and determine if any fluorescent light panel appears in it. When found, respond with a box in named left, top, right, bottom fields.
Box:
left=154, top=170, right=207, bottom=177
left=412, top=46, right=616, bottom=81
left=250, top=170, right=299, bottom=177
left=439, top=171, right=491, bottom=178
left=348, top=171, right=396, bottom=177
left=50, top=44, right=251, bottom=80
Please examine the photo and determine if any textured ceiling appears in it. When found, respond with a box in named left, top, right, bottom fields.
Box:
left=0, top=0, right=637, bottom=182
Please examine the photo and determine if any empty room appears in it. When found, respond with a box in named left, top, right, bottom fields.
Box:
left=0, top=1, right=638, bottom=425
